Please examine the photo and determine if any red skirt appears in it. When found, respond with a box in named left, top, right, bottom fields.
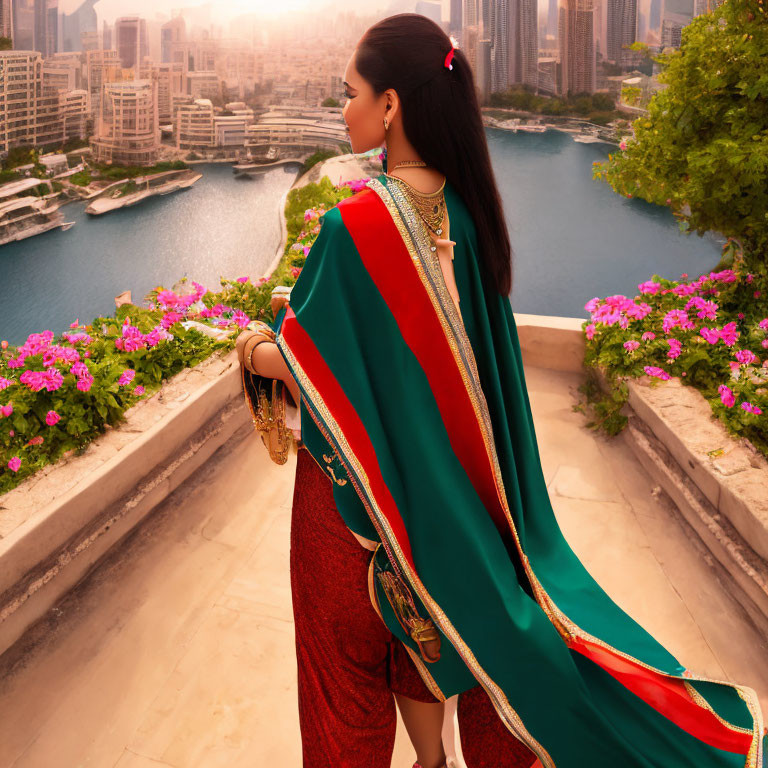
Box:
left=290, top=446, right=537, bottom=768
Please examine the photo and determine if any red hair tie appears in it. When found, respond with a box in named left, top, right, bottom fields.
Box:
left=444, top=35, right=459, bottom=70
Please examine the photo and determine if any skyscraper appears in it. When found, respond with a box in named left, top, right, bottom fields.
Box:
left=507, top=0, right=539, bottom=90
left=115, top=17, right=148, bottom=70
left=161, top=16, right=185, bottom=63
left=559, top=0, right=596, bottom=95
left=607, top=0, right=636, bottom=65
left=60, top=0, right=98, bottom=52
left=450, top=0, right=463, bottom=36
left=660, top=0, right=692, bottom=47
left=12, top=0, right=35, bottom=50
left=1, top=0, right=12, bottom=40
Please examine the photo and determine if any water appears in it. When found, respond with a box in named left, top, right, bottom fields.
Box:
left=487, top=127, right=724, bottom=318
left=1, top=133, right=723, bottom=345
left=0, top=163, right=302, bottom=345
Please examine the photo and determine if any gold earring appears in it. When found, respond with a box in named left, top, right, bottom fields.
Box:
left=383, top=117, right=389, bottom=130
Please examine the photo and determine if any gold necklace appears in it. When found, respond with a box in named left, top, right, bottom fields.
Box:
left=386, top=160, right=446, bottom=248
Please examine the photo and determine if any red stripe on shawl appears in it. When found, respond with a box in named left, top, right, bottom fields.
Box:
left=568, top=636, right=753, bottom=753
left=337, top=188, right=514, bottom=545
left=280, top=303, right=416, bottom=570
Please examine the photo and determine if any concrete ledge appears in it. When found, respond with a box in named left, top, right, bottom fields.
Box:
left=0, top=351, right=249, bottom=658
left=593, top=368, right=768, bottom=632
left=514, top=313, right=586, bottom=373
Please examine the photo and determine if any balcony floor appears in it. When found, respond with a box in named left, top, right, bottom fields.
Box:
left=0, top=365, right=766, bottom=767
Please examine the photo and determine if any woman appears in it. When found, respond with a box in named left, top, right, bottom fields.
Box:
left=237, top=13, right=767, bottom=768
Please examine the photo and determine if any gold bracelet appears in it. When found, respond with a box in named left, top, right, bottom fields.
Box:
left=246, top=335, right=274, bottom=375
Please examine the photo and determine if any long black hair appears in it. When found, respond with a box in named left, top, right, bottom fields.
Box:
left=356, top=13, right=514, bottom=297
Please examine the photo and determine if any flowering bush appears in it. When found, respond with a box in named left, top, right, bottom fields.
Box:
left=0, top=176, right=359, bottom=495
left=579, top=263, right=768, bottom=455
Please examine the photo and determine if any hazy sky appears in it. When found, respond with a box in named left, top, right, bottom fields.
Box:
left=64, top=0, right=445, bottom=24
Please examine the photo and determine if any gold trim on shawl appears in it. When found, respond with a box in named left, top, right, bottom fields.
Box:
left=368, top=175, right=764, bottom=766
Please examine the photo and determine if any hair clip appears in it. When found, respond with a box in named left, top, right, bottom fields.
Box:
left=444, top=35, right=459, bottom=70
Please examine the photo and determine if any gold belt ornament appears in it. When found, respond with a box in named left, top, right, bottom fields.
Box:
left=377, top=569, right=441, bottom=663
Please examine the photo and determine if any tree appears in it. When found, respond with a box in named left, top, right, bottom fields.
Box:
left=322, top=97, right=340, bottom=107
left=0, top=37, right=12, bottom=51
left=593, top=0, right=768, bottom=272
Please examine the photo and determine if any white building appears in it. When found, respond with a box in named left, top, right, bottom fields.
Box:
left=91, top=79, right=160, bottom=166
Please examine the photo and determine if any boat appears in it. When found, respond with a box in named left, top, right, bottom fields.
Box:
left=61, top=221, right=76, bottom=231
left=85, top=170, right=202, bottom=215
left=0, top=198, right=67, bottom=247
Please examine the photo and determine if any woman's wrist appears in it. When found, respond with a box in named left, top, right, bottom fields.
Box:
left=241, top=332, right=273, bottom=375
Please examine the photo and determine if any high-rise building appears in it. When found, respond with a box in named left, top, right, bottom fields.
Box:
left=115, top=16, right=148, bottom=70
left=0, top=50, right=64, bottom=154
left=559, top=0, right=596, bottom=95
left=607, top=0, right=636, bottom=65
left=102, top=21, right=111, bottom=49
left=507, top=0, right=539, bottom=91
left=450, top=0, right=463, bottom=36
left=660, top=0, right=692, bottom=47
left=91, top=79, right=160, bottom=165
left=12, top=0, right=35, bottom=50
left=85, top=49, right=124, bottom=117
left=0, top=0, right=12, bottom=40
left=161, top=16, right=186, bottom=63
left=60, top=0, right=97, bottom=52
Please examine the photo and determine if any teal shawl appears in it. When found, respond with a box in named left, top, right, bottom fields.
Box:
left=275, top=165, right=766, bottom=767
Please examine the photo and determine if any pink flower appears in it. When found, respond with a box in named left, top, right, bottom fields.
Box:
left=70, top=318, right=80, bottom=328
left=0, top=377, right=14, bottom=391
left=667, top=338, right=683, bottom=359
left=584, top=297, right=601, bottom=313
left=7, top=457, right=21, bottom=472
left=1, top=340, right=7, bottom=350
left=734, top=349, right=757, bottom=366
left=644, top=366, right=670, bottom=380
left=236, top=276, right=249, bottom=283
left=718, top=384, right=735, bottom=408
left=46, top=410, right=61, bottom=426
left=700, top=326, right=721, bottom=344
left=161, top=311, right=184, bottom=330
left=662, top=310, right=694, bottom=334
left=290, top=266, right=302, bottom=278
left=1, top=403, right=13, bottom=418
left=27, top=436, right=44, bottom=445
left=671, top=283, right=697, bottom=297
left=134, top=385, right=145, bottom=396
left=709, top=269, right=737, bottom=283
left=762, top=339, right=768, bottom=349
left=619, top=139, right=627, bottom=150
left=76, top=373, right=93, bottom=392
left=738, top=313, right=745, bottom=320
left=638, top=280, right=661, bottom=295
left=641, top=331, right=656, bottom=341
left=232, top=309, right=250, bottom=328
left=684, top=296, right=718, bottom=321
left=719, top=322, right=739, bottom=346
left=623, top=340, right=640, bottom=352
left=741, top=402, right=762, bottom=415
left=758, top=318, right=768, bottom=331
left=118, top=369, right=136, bottom=387
left=754, top=290, right=762, bottom=299
left=585, top=323, right=596, bottom=340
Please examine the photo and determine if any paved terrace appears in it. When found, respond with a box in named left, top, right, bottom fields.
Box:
left=0, top=362, right=766, bottom=767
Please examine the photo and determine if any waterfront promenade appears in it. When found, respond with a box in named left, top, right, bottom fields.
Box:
left=0, top=363, right=766, bottom=767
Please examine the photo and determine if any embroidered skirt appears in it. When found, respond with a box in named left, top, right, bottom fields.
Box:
left=290, top=445, right=537, bottom=768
